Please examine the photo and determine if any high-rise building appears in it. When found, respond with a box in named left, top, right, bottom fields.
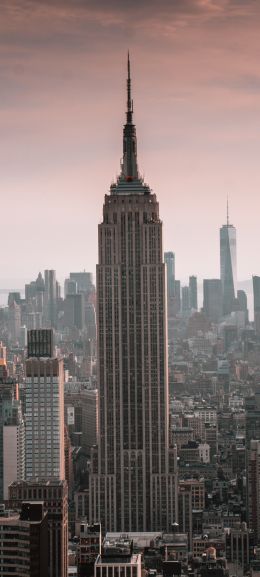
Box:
left=245, top=388, right=260, bottom=449
left=81, top=388, right=98, bottom=456
left=69, top=272, right=94, bottom=294
left=248, top=440, right=260, bottom=542
left=25, top=329, right=65, bottom=480
left=44, top=269, right=57, bottom=327
left=8, top=300, right=21, bottom=343
left=3, top=398, right=25, bottom=499
left=0, top=502, right=48, bottom=577
left=203, top=279, right=223, bottom=322
left=0, top=376, right=21, bottom=500
left=181, top=286, right=190, bottom=315
left=164, top=252, right=175, bottom=295
left=89, top=56, right=178, bottom=532
left=178, top=484, right=193, bottom=551
left=63, top=293, right=85, bottom=330
left=9, top=479, right=68, bottom=577
left=220, top=204, right=237, bottom=315
left=253, top=276, right=260, bottom=335
left=189, top=276, right=198, bottom=311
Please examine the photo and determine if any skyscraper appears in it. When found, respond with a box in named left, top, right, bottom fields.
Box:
left=44, top=269, right=57, bottom=327
left=220, top=202, right=237, bottom=315
left=253, top=275, right=260, bottom=334
left=189, top=276, right=198, bottom=311
left=25, top=329, right=65, bottom=480
left=247, top=440, right=260, bottom=542
left=203, top=279, right=223, bottom=323
left=164, top=252, right=175, bottom=299
left=89, top=56, right=178, bottom=532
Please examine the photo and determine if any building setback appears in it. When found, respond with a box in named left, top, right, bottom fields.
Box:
left=89, top=56, right=178, bottom=532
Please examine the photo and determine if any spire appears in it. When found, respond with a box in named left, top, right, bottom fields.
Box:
left=121, top=52, right=138, bottom=181
left=127, top=51, right=133, bottom=124
left=227, top=196, right=229, bottom=226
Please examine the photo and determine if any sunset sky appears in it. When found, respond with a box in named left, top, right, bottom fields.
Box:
left=1, top=0, right=260, bottom=289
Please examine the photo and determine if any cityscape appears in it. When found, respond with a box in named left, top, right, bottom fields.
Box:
left=1, top=2, right=260, bottom=577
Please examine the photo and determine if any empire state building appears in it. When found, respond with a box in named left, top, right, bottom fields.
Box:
left=89, top=56, right=178, bottom=532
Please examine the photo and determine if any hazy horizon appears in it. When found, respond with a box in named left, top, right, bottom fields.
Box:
left=1, top=1, right=260, bottom=283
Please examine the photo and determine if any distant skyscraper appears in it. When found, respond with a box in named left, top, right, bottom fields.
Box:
left=182, top=286, right=190, bottom=315
left=203, top=279, right=223, bottom=322
left=69, top=271, right=94, bottom=293
left=164, top=252, right=175, bottom=298
left=89, top=56, right=178, bottom=532
left=253, top=276, right=260, bottom=334
left=44, top=269, right=57, bottom=327
left=220, top=202, right=237, bottom=315
left=189, top=276, right=198, bottom=311
left=25, top=329, right=65, bottom=480
left=174, top=280, right=181, bottom=314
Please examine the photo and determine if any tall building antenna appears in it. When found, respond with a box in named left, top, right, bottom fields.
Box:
left=127, top=51, right=133, bottom=124
left=227, top=195, right=229, bottom=226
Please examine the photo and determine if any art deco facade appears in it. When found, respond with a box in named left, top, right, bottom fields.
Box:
left=89, top=57, right=178, bottom=532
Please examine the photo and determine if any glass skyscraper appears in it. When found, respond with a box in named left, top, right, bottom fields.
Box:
left=220, top=206, right=237, bottom=316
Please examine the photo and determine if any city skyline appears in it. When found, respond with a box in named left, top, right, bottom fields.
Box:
left=1, top=0, right=260, bottom=284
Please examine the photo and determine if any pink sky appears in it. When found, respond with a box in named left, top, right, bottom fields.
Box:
left=1, top=0, right=260, bottom=287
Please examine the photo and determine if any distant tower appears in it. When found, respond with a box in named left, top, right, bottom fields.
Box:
left=220, top=199, right=237, bottom=315
left=44, top=270, right=57, bottom=327
left=164, top=252, right=175, bottom=299
left=25, top=329, right=65, bottom=480
left=203, top=279, right=223, bottom=323
left=89, top=55, right=178, bottom=532
left=253, top=276, right=260, bottom=335
left=189, top=276, right=198, bottom=311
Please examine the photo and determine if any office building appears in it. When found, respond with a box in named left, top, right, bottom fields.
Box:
left=44, top=269, right=57, bottom=327
left=8, top=300, right=21, bottom=343
left=253, top=275, right=260, bottom=334
left=0, top=376, right=20, bottom=500
left=178, top=484, right=193, bottom=551
left=248, top=440, right=260, bottom=542
left=220, top=206, right=237, bottom=315
left=9, top=479, right=68, bottom=577
left=81, top=388, right=98, bottom=456
left=189, top=276, right=198, bottom=311
left=203, top=279, right=223, bottom=322
left=226, top=523, right=254, bottom=571
left=3, top=398, right=25, bottom=499
left=182, top=286, right=190, bottom=315
left=63, top=293, right=84, bottom=330
left=64, top=278, right=78, bottom=296
left=245, top=388, right=260, bottom=449
left=174, top=280, right=181, bottom=314
left=69, top=272, right=94, bottom=294
left=89, top=56, right=178, bottom=532
left=25, top=329, right=64, bottom=480
left=0, top=502, right=48, bottom=577
left=164, top=252, right=175, bottom=297
left=164, top=252, right=175, bottom=320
